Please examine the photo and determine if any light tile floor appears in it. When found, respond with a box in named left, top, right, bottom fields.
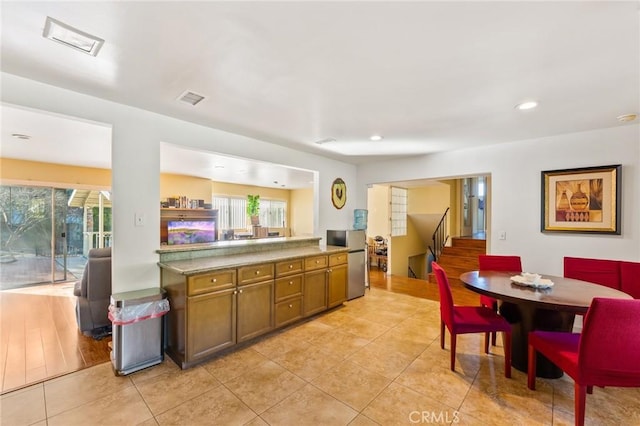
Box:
left=2, top=287, right=639, bottom=425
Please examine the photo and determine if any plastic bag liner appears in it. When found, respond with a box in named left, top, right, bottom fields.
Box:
left=108, top=299, right=170, bottom=326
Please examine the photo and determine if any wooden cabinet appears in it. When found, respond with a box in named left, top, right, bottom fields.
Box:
left=186, top=288, right=236, bottom=362
left=303, top=255, right=328, bottom=317
left=328, top=254, right=348, bottom=308
left=237, top=280, right=274, bottom=342
left=328, top=264, right=348, bottom=308
left=303, top=269, right=328, bottom=317
left=161, top=249, right=349, bottom=368
left=274, top=268, right=303, bottom=327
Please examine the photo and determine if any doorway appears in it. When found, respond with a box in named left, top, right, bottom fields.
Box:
left=460, top=176, right=487, bottom=238
left=0, top=185, right=112, bottom=290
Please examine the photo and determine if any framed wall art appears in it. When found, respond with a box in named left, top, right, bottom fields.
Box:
left=331, top=178, right=347, bottom=209
left=541, top=164, right=621, bottom=234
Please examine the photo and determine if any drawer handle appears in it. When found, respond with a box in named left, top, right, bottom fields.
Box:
left=211, top=278, right=217, bottom=283
left=289, top=264, right=293, bottom=269
left=289, top=304, right=293, bottom=308
left=255, top=271, right=260, bottom=275
left=239, top=289, right=243, bottom=294
left=316, top=260, right=320, bottom=264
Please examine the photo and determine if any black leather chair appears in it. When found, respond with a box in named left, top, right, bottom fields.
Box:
left=74, top=247, right=112, bottom=338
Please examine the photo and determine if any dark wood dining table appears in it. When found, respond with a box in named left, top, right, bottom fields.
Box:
left=459, top=270, right=633, bottom=378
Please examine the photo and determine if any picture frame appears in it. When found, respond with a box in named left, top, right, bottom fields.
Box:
left=541, top=164, right=621, bottom=234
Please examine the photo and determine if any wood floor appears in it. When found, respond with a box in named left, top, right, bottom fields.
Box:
left=0, top=267, right=478, bottom=395
left=0, top=283, right=111, bottom=394
left=368, top=266, right=481, bottom=306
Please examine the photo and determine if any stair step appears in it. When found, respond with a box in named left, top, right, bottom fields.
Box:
left=437, top=254, right=480, bottom=270
left=451, top=237, right=486, bottom=249
left=441, top=246, right=485, bottom=257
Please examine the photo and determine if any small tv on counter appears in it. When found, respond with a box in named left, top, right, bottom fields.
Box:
left=167, top=220, right=217, bottom=245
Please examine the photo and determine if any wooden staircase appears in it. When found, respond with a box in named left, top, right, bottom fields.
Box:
left=429, top=236, right=486, bottom=285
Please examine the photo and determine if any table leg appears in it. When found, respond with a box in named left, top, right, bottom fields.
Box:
left=499, top=302, right=575, bottom=378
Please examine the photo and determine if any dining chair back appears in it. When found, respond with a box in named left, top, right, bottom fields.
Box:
left=620, top=261, right=640, bottom=299
left=432, top=262, right=512, bottom=378
left=564, top=257, right=620, bottom=290
left=478, top=255, right=522, bottom=345
left=478, top=255, right=523, bottom=272
left=528, top=297, right=640, bottom=426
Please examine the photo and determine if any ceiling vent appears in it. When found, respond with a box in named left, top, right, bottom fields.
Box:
left=178, top=91, right=206, bottom=106
left=43, top=17, right=104, bottom=57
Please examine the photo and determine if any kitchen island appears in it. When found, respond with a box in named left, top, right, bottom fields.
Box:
left=158, top=237, right=349, bottom=368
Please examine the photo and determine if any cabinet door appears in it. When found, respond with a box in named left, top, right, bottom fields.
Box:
left=328, top=264, right=348, bottom=308
left=304, top=269, right=328, bottom=317
left=186, top=289, right=236, bottom=363
left=237, top=280, right=274, bottom=343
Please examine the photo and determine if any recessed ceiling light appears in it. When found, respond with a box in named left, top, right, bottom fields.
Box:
left=43, top=17, right=104, bottom=57
left=370, top=135, right=383, bottom=141
left=515, top=101, right=538, bottom=110
left=617, top=113, right=637, bottom=123
left=11, top=133, right=31, bottom=140
left=177, top=91, right=206, bottom=106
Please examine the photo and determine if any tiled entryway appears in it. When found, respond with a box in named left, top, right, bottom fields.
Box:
left=2, top=287, right=638, bottom=425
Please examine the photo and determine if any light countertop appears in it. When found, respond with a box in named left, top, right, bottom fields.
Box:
left=158, top=245, right=348, bottom=275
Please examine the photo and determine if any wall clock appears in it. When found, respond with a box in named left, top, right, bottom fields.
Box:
left=331, top=178, right=347, bottom=209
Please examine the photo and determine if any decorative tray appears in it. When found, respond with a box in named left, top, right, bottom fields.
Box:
left=510, top=274, right=554, bottom=289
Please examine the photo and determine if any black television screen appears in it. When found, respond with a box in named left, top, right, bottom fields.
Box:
left=167, top=220, right=216, bottom=245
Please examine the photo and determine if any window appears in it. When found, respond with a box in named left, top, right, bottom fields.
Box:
left=259, top=199, right=286, bottom=228
left=212, top=196, right=287, bottom=229
left=390, top=186, right=407, bottom=236
left=212, top=196, right=247, bottom=229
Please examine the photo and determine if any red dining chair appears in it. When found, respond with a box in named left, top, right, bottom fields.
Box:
left=432, top=262, right=512, bottom=378
left=527, top=298, right=640, bottom=426
left=478, top=254, right=522, bottom=345
left=563, top=257, right=620, bottom=290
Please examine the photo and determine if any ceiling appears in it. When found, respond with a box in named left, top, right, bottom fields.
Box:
left=1, top=2, right=638, bottom=187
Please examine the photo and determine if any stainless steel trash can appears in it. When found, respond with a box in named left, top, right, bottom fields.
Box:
left=109, top=288, right=169, bottom=375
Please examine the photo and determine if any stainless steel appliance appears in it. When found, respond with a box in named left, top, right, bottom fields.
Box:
left=326, top=229, right=366, bottom=300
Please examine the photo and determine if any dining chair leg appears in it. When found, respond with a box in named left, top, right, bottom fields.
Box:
left=491, top=301, right=498, bottom=346
left=440, top=321, right=445, bottom=349
left=484, top=332, right=490, bottom=354
left=450, top=333, right=457, bottom=371
left=575, top=383, right=587, bottom=426
left=503, top=332, right=512, bottom=379
left=527, top=343, right=536, bottom=389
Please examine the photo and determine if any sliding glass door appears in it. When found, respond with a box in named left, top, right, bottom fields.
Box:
left=0, top=185, right=109, bottom=290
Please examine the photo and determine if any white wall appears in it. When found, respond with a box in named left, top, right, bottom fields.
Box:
left=357, top=125, right=640, bottom=276
left=2, top=72, right=357, bottom=292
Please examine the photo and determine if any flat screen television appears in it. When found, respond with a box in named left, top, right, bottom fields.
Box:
left=167, top=220, right=216, bottom=245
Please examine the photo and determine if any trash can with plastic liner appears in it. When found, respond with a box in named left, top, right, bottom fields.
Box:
left=109, top=288, right=169, bottom=375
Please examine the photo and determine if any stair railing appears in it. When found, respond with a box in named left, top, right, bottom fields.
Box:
left=429, top=207, right=450, bottom=262
left=408, top=266, right=417, bottom=279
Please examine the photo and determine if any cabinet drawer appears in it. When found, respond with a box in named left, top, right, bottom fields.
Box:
left=238, top=263, right=274, bottom=285
left=275, top=259, right=304, bottom=277
left=187, top=269, right=236, bottom=296
left=329, top=252, right=348, bottom=266
left=275, top=297, right=303, bottom=327
left=275, top=275, right=303, bottom=301
left=305, top=255, right=328, bottom=271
